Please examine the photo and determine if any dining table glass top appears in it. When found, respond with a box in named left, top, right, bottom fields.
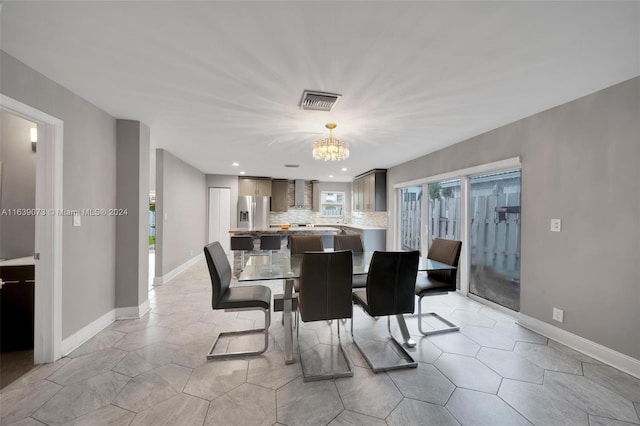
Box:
left=238, top=251, right=456, bottom=282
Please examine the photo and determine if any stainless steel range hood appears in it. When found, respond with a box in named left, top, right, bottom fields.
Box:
left=294, top=180, right=305, bottom=208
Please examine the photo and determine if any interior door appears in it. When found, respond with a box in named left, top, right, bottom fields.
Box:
left=208, top=188, right=231, bottom=253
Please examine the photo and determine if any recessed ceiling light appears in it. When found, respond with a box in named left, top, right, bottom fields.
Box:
left=329, top=175, right=334, bottom=178
left=239, top=171, right=246, bottom=175
left=341, top=167, right=347, bottom=172
left=232, top=162, right=239, bottom=166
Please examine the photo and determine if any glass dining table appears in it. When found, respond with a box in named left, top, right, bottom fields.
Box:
left=238, top=251, right=457, bottom=364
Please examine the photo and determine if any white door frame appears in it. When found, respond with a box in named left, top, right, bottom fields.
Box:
left=1, top=95, right=63, bottom=363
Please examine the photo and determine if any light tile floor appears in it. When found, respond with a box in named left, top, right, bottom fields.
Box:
left=2, top=258, right=639, bottom=425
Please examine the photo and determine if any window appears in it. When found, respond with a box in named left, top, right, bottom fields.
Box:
left=320, top=191, right=344, bottom=217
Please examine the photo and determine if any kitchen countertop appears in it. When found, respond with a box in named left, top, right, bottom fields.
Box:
left=324, top=224, right=387, bottom=231
left=229, top=226, right=339, bottom=234
left=0, top=256, right=36, bottom=267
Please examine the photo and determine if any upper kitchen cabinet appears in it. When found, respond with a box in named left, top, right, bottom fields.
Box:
left=271, top=179, right=289, bottom=211
left=352, top=169, right=387, bottom=212
left=239, top=177, right=272, bottom=197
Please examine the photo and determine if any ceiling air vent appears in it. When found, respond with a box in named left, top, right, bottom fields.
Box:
left=300, top=90, right=341, bottom=112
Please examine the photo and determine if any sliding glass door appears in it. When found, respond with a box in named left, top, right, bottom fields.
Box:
left=396, top=159, right=522, bottom=311
left=469, top=170, right=521, bottom=311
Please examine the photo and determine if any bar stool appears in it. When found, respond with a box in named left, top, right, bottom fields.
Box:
left=230, top=235, right=254, bottom=271
left=260, top=235, right=281, bottom=269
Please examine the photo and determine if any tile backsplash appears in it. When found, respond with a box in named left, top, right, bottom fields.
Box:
left=270, top=209, right=387, bottom=228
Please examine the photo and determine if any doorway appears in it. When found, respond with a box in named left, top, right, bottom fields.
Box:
left=0, top=95, right=64, bottom=366
left=0, top=110, right=38, bottom=387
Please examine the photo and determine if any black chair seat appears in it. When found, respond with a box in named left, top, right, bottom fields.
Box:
left=415, top=275, right=452, bottom=295
left=218, top=285, right=271, bottom=310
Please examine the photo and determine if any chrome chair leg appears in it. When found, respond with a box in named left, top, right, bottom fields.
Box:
left=207, top=307, right=270, bottom=359
left=417, top=295, right=460, bottom=336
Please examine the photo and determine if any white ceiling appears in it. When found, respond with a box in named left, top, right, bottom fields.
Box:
left=2, top=2, right=638, bottom=182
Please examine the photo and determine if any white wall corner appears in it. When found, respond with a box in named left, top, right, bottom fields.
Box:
left=61, top=309, right=116, bottom=356
left=153, top=253, right=203, bottom=285
left=115, top=299, right=151, bottom=320
left=518, top=314, right=640, bottom=379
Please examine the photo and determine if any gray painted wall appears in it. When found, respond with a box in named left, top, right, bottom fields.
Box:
left=1, top=51, right=118, bottom=339
left=387, top=77, right=640, bottom=359
left=0, top=110, right=36, bottom=259
left=115, top=120, right=150, bottom=309
left=155, top=149, right=206, bottom=277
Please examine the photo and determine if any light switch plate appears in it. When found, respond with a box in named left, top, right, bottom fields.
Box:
left=550, top=218, right=561, bottom=232
left=73, top=213, right=81, bottom=227
left=553, top=307, right=564, bottom=323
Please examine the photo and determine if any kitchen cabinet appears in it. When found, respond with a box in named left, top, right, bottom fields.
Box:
left=353, top=178, right=363, bottom=211
left=239, top=177, right=272, bottom=197
left=271, top=179, right=289, bottom=211
left=0, top=263, right=35, bottom=351
left=352, top=169, right=386, bottom=212
left=312, top=181, right=320, bottom=212
left=324, top=225, right=387, bottom=251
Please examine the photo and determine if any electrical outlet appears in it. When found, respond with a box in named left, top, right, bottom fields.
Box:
left=552, top=307, right=564, bottom=323
left=550, top=218, right=562, bottom=232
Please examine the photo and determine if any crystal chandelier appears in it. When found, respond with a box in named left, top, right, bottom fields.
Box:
left=312, top=123, right=349, bottom=161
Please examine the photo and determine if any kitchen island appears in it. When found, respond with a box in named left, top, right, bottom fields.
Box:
left=229, top=226, right=339, bottom=238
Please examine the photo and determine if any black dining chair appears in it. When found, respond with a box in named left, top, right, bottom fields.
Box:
left=230, top=235, right=254, bottom=271
left=352, top=250, right=420, bottom=372
left=260, top=235, right=281, bottom=270
left=415, top=238, right=462, bottom=335
left=333, top=234, right=367, bottom=288
left=289, top=235, right=324, bottom=255
left=297, top=250, right=354, bottom=381
left=204, top=242, right=271, bottom=359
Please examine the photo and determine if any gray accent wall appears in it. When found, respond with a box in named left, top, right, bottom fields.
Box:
left=115, top=120, right=150, bottom=309
left=155, top=149, right=206, bottom=277
left=1, top=51, right=118, bottom=339
left=387, top=77, right=640, bottom=360
left=0, top=110, right=36, bottom=259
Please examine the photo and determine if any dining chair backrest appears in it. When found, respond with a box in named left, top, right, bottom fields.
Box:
left=298, top=250, right=353, bottom=322
left=333, top=235, right=364, bottom=252
left=289, top=235, right=324, bottom=255
left=204, top=242, right=232, bottom=308
left=365, top=250, right=420, bottom=316
left=427, top=238, right=462, bottom=286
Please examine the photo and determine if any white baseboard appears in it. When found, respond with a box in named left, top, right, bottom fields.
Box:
left=61, top=309, right=115, bottom=356
left=115, top=299, right=151, bottom=320
left=62, top=299, right=152, bottom=356
left=153, top=253, right=203, bottom=285
left=518, top=314, right=640, bottom=379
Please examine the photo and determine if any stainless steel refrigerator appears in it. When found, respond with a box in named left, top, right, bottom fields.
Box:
left=237, top=196, right=270, bottom=229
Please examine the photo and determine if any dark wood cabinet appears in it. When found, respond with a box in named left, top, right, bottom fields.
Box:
left=353, top=169, right=386, bottom=212
left=239, top=177, right=272, bottom=196
left=271, top=179, right=289, bottom=211
left=0, top=264, right=35, bottom=351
